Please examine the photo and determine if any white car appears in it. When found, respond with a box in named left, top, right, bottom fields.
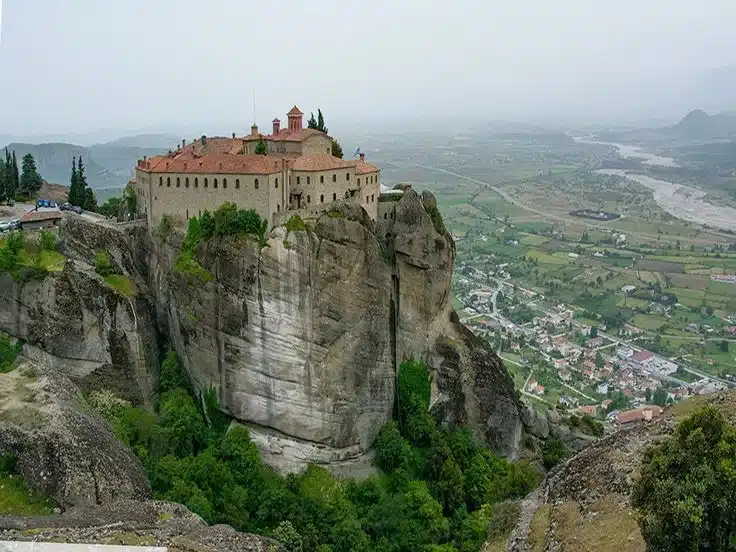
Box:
left=0, top=220, right=11, bottom=233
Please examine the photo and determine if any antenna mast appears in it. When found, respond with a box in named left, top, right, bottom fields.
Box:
left=252, top=88, right=256, bottom=125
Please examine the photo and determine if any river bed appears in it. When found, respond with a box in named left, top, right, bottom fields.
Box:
left=575, top=138, right=736, bottom=232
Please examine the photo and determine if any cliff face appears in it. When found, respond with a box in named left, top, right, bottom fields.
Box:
left=0, top=218, right=158, bottom=406
left=0, top=192, right=524, bottom=476
left=148, top=190, right=524, bottom=471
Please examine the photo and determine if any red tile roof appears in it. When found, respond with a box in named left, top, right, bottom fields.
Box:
left=632, top=350, right=654, bottom=363
left=21, top=209, right=63, bottom=223
left=287, top=106, right=303, bottom=116
left=143, top=154, right=283, bottom=175
left=291, top=154, right=355, bottom=172
left=355, top=161, right=379, bottom=174
left=243, top=128, right=326, bottom=143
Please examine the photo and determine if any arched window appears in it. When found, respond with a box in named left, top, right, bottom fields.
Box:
left=204, top=178, right=208, bottom=188
left=345, top=191, right=349, bottom=199
left=176, top=177, right=180, bottom=187
left=186, top=209, right=189, bottom=219
left=346, top=173, right=350, bottom=181
left=223, top=178, right=227, bottom=189
left=332, top=174, right=336, bottom=182
left=277, top=204, right=280, bottom=212
left=185, top=177, right=189, bottom=188
left=235, top=179, right=240, bottom=189
left=320, top=194, right=324, bottom=203
left=307, top=176, right=311, bottom=185
left=366, top=195, right=369, bottom=203
left=255, top=178, right=259, bottom=189
left=332, top=193, right=336, bottom=201
left=194, top=177, right=199, bottom=188
left=213, top=178, right=218, bottom=189
left=307, top=195, right=311, bottom=203
left=296, top=176, right=300, bottom=185
left=371, top=194, right=375, bottom=202
left=159, top=177, right=163, bottom=186
left=275, top=178, right=279, bottom=189
left=320, top=175, right=324, bottom=184
left=357, top=178, right=361, bottom=185
left=384, top=213, right=388, bottom=220
left=167, top=177, right=171, bottom=187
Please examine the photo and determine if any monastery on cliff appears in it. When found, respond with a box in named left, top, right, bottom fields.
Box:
left=132, top=106, right=381, bottom=226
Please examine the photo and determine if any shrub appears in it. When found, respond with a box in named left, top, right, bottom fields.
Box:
left=285, top=215, right=307, bottom=233
left=94, top=249, right=115, bottom=277
left=0, top=333, right=22, bottom=373
left=157, top=214, right=173, bottom=241
left=632, top=405, right=736, bottom=552
left=39, top=230, right=57, bottom=251
left=541, top=435, right=568, bottom=469
left=425, top=205, right=446, bottom=235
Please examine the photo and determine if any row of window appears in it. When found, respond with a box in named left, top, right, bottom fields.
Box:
left=301, top=192, right=376, bottom=205
left=294, top=173, right=379, bottom=186
left=159, top=176, right=279, bottom=190
left=158, top=173, right=378, bottom=190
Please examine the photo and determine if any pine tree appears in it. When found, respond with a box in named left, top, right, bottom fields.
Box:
left=254, top=138, right=268, bottom=155
left=316, top=109, right=328, bottom=134
left=0, top=154, right=6, bottom=203
left=5, top=149, right=16, bottom=201
left=20, top=153, right=43, bottom=196
left=69, top=157, right=79, bottom=206
left=83, top=187, right=97, bottom=211
left=11, top=151, right=19, bottom=196
left=307, top=112, right=318, bottom=129
left=331, top=139, right=343, bottom=159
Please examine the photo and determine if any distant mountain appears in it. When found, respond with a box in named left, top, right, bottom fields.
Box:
left=595, top=109, right=736, bottom=145
left=96, top=133, right=181, bottom=149
left=2, top=141, right=165, bottom=191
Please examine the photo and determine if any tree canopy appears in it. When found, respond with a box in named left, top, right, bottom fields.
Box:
left=19, top=154, right=43, bottom=196
left=632, top=405, right=736, bottom=552
left=68, top=157, right=96, bottom=210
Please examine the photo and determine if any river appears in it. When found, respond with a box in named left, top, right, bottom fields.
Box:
left=575, top=138, right=736, bottom=232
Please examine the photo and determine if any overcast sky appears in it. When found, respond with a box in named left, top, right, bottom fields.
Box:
left=1, top=0, right=735, bottom=138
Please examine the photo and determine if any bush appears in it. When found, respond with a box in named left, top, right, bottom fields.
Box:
left=0, top=333, right=22, bottom=373
left=39, top=230, right=57, bottom=251
left=94, top=249, right=115, bottom=277
left=632, top=406, right=736, bottom=552
left=157, top=214, right=173, bottom=241
left=0, top=232, right=24, bottom=272
left=285, top=215, right=307, bottom=233
left=541, top=435, right=568, bottom=469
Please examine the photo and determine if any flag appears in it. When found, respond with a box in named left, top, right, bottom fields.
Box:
left=354, top=147, right=361, bottom=157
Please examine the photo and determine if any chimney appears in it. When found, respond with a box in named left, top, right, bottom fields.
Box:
left=272, top=118, right=281, bottom=135
left=359, top=152, right=365, bottom=162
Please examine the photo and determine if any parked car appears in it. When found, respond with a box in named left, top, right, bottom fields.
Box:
left=9, top=219, right=20, bottom=230
left=59, top=202, right=71, bottom=211
left=71, top=205, right=83, bottom=214
left=36, top=199, right=57, bottom=209
left=0, top=220, right=10, bottom=233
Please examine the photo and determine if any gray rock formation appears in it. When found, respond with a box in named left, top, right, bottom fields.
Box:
left=0, top=361, right=152, bottom=507
left=0, top=500, right=280, bottom=551
left=147, top=190, right=524, bottom=471
left=0, top=218, right=157, bottom=406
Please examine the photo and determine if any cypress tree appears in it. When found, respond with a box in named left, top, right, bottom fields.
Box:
left=316, top=109, right=328, bottom=134
left=69, top=157, right=79, bottom=206
left=5, top=149, right=16, bottom=201
left=307, top=112, right=318, bottom=129
left=11, top=151, right=19, bottom=196
left=0, top=154, right=6, bottom=203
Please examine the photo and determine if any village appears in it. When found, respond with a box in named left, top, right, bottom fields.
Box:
left=454, top=260, right=730, bottom=429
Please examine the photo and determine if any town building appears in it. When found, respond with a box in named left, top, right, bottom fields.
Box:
left=20, top=209, right=63, bottom=231
left=132, top=106, right=381, bottom=227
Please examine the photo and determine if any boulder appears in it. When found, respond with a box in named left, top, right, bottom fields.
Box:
left=0, top=361, right=152, bottom=507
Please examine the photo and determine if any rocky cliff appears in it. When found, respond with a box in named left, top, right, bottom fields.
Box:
left=1, top=191, right=525, bottom=475
left=147, top=189, right=524, bottom=472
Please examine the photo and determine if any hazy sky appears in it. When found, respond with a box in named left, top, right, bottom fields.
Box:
left=1, top=0, right=735, bottom=137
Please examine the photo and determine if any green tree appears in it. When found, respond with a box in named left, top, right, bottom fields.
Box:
left=255, top=139, right=268, bottom=155
left=595, top=351, right=604, bottom=368
left=316, top=109, right=327, bottom=133
left=11, top=151, right=19, bottom=197
left=331, top=140, right=343, bottom=159
left=541, top=435, right=568, bottom=469
left=68, top=157, right=79, bottom=206
left=19, top=154, right=43, bottom=196
left=632, top=406, right=736, bottom=552
left=307, top=112, right=318, bottom=129
left=652, top=387, right=668, bottom=407
left=83, top=186, right=97, bottom=211
left=273, top=520, right=303, bottom=552
left=124, top=183, right=137, bottom=218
